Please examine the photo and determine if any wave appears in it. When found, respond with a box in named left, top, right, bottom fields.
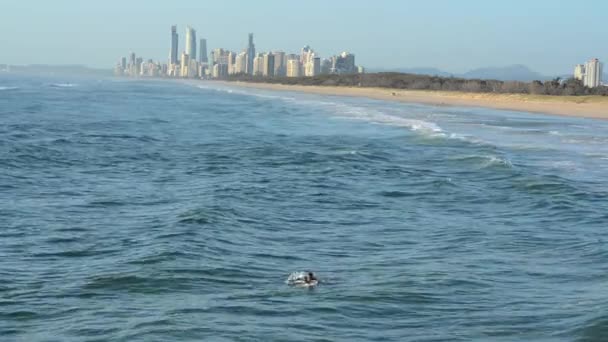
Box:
left=449, top=154, right=513, bottom=169
left=317, top=102, right=445, bottom=136
left=50, top=83, right=78, bottom=88
left=0, top=86, right=19, bottom=91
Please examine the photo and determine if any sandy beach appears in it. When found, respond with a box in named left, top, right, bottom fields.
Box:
left=216, top=81, right=608, bottom=119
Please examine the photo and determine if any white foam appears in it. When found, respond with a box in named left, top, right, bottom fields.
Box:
left=51, top=83, right=78, bottom=88
left=450, top=154, right=513, bottom=169
left=320, top=102, right=445, bottom=136
left=0, top=86, right=19, bottom=91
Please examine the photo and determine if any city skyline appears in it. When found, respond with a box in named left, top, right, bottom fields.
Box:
left=1, top=0, right=607, bottom=75
left=116, top=26, right=361, bottom=80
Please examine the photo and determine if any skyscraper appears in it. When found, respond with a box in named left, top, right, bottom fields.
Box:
left=331, top=52, right=356, bottom=74
left=235, top=52, right=247, bottom=74
left=272, top=51, right=286, bottom=77
left=253, top=53, right=264, bottom=76
left=263, top=53, right=275, bottom=77
left=584, top=58, right=602, bottom=88
left=286, top=59, right=302, bottom=77
left=185, top=26, right=197, bottom=61
left=199, top=38, right=208, bottom=64
left=246, top=33, right=256, bottom=75
left=574, top=64, right=585, bottom=81
left=129, top=52, right=136, bottom=66
left=170, top=26, right=179, bottom=65
left=181, top=52, right=189, bottom=78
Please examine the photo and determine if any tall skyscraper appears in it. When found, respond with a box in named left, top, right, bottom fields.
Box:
left=129, top=52, right=136, bottom=66
left=574, top=64, right=585, bottom=81
left=253, top=53, right=264, bottom=76
left=185, top=26, right=197, bottom=61
left=235, top=52, right=247, bottom=74
left=181, top=52, right=190, bottom=78
left=246, top=33, right=256, bottom=75
left=272, top=51, right=286, bottom=77
left=263, top=53, right=275, bottom=77
left=286, top=59, right=302, bottom=77
left=331, top=52, right=356, bottom=74
left=584, top=58, right=602, bottom=88
left=170, top=25, right=179, bottom=65
left=199, top=38, right=208, bottom=64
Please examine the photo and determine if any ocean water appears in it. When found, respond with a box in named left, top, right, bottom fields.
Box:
left=1, top=74, right=608, bottom=342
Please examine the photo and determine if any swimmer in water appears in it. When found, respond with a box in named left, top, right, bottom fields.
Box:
left=304, top=272, right=317, bottom=284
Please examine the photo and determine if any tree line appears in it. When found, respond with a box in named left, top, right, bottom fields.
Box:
left=226, top=72, right=608, bottom=96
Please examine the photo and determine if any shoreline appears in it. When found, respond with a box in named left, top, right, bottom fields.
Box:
left=211, top=80, right=608, bottom=120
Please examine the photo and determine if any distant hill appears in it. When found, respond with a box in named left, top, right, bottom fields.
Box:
left=462, top=65, right=549, bottom=81
left=371, top=67, right=452, bottom=77
left=374, top=64, right=555, bottom=82
left=4, top=64, right=112, bottom=77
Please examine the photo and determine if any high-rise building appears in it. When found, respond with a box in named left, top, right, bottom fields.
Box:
left=574, top=64, right=585, bottom=81
left=129, top=52, right=136, bottom=66
left=300, top=46, right=312, bottom=67
left=584, top=58, right=602, bottom=88
left=253, top=54, right=264, bottom=76
left=286, top=59, right=302, bottom=77
left=212, top=48, right=229, bottom=65
left=321, top=58, right=331, bottom=75
left=170, top=25, right=179, bottom=65
left=185, top=26, right=197, bottom=61
left=263, top=53, right=275, bottom=77
left=246, top=33, right=256, bottom=75
left=234, top=52, right=247, bottom=74
left=181, top=52, right=190, bottom=78
left=199, top=38, right=208, bottom=63
left=331, top=52, right=356, bottom=74
left=272, top=51, right=286, bottom=77
left=120, top=57, right=127, bottom=71
left=227, top=51, right=236, bottom=75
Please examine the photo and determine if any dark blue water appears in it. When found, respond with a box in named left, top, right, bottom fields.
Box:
left=2, top=74, right=608, bottom=341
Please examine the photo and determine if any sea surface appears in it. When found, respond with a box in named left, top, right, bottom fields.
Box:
left=1, top=74, right=608, bottom=342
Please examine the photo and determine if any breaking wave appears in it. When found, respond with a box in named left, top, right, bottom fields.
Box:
left=50, top=83, right=78, bottom=88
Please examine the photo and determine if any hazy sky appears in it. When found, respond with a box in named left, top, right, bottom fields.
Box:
left=1, top=0, right=606, bottom=75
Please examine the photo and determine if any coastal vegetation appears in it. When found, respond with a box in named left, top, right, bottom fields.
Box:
left=226, top=73, right=608, bottom=96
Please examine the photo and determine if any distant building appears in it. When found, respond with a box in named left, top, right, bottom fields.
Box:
left=199, top=38, right=208, bottom=64
left=272, top=51, right=286, bottom=77
left=321, top=58, right=332, bottom=75
left=120, top=57, right=127, bottom=71
left=253, top=53, right=264, bottom=76
left=181, top=52, right=190, bottom=78
left=304, top=55, right=320, bottom=77
left=574, top=64, right=585, bottom=81
left=129, top=52, right=136, bottom=66
left=185, top=26, right=197, bottom=61
left=357, top=65, right=365, bottom=74
left=212, top=63, right=228, bottom=79
left=234, top=52, right=247, bottom=74
left=331, top=52, right=356, bottom=74
left=227, top=51, right=236, bottom=75
left=584, top=58, right=602, bottom=88
left=286, top=59, right=302, bottom=77
left=246, top=33, right=255, bottom=75
left=170, top=26, right=179, bottom=65
left=263, top=53, right=275, bottom=77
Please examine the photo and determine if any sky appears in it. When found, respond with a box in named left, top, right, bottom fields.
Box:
left=1, top=0, right=607, bottom=75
